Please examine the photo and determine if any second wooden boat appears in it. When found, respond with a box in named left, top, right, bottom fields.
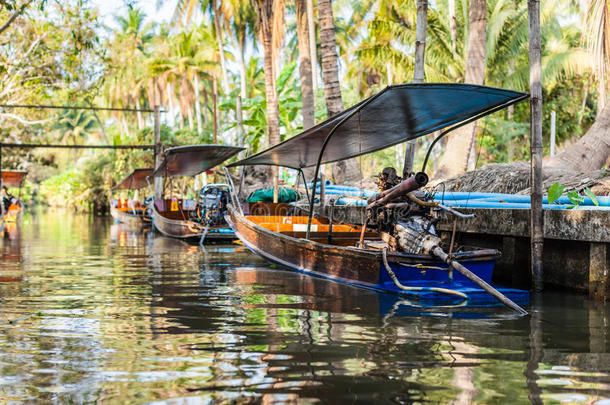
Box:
left=1, top=170, right=27, bottom=240
left=110, top=168, right=154, bottom=226
left=152, top=145, right=244, bottom=242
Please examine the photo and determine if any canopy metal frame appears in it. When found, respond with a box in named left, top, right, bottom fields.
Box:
left=304, top=92, right=529, bottom=239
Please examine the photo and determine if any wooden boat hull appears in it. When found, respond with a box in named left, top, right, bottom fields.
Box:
left=225, top=205, right=529, bottom=306
left=152, top=203, right=235, bottom=241
left=1, top=207, right=22, bottom=240
left=110, top=205, right=149, bottom=227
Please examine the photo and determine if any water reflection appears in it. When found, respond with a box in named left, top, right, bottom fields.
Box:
left=0, top=210, right=608, bottom=403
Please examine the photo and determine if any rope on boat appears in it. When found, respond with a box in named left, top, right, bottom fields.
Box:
left=381, top=248, right=469, bottom=301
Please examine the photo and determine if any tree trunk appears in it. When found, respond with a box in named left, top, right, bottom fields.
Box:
left=238, top=37, right=247, bottom=100
left=136, top=98, right=144, bottom=130
left=187, top=106, right=194, bottom=130
left=545, top=98, right=610, bottom=172
left=236, top=95, right=245, bottom=158
left=507, top=60, right=515, bottom=161
left=307, top=0, right=318, bottom=92
left=404, top=0, right=428, bottom=176
left=194, top=74, right=202, bottom=136
left=237, top=37, right=247, bottom=158
left=254, top=0, right=281, bottom=148
left=318, top=0, right=361, bottom=185
left=435, top=0, right=487, bottom=179
left=213, top=78, right=219, bottom=144
left=296, top=0, right=315, bottom=130
left=211, top=0, right=230, bottom=92
left=318, top=0, right=342, bottom=117
left=254, top=0, right=281, bottom=200
left=448, top=0, right=457, bottom=56
left=598, top=71, right=607, bottom=115
left=413, top=0, right=428, bottom=84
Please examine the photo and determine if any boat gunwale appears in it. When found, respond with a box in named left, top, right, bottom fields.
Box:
left=153, top=201, right=235, bottom=240
left=110, top=205, right=148, bottom=226
left=226, top=204, right=500, bottom=264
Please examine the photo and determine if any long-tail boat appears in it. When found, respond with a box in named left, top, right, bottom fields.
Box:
left=1, top=170, right=27, bottom=240
left=110, top=168, right=154, bottom=226
left=225, top=83, right=531, bottom=313
left=152, top=144, right=244, bottom=242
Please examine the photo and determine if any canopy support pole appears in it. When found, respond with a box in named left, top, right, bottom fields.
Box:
left=306, top=91, right=391, bottom=239
left=299, top=169, right=311, bottom=206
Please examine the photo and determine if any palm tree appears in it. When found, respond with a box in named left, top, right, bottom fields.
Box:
left=318, top=0, right=361, bottom=184
left=435, top=0, right=487, bottom=179
left=105, top=6, right=155, bottom=131
left=295, top=0, right=315, bottom=130
left=223, top=0, right=257, bottom=99
left=54, top=110, right=101, bottom=162
left=404, top=0, right=428, bottom=174
left=172, top=0, right=230, bottom=91
left=545, top=0, right=609, bottom=171
left=253, top=0, right=284, bottom=149
left=584, top=0, right=609, bottom=112
left=253, top=0, right=285, bottom=201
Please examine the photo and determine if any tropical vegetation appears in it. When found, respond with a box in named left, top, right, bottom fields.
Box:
left=0, top=0, right=607, bottom=210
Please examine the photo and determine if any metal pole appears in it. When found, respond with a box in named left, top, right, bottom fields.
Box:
left=153, top=105, right=163, bottom=201
left=529, top=0, right=544, bottom=292
left=550, top=110, right=556, bottom=157
left=403, top=145, right=415, bottom=178
left=300, top=169, right=311, bottom=205
left=431, top=246, right=528, bottom=315
left=319, top=172, right=326, bottom=209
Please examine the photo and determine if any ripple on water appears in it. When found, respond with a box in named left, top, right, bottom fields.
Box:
left=0, top=212, right=609, bottom=404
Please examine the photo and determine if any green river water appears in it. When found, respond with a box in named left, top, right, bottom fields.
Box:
left=0, top=210, right=608, bottom=404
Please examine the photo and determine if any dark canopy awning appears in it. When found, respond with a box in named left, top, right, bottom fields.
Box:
left=112, top=168, right=154, bottom=190
left=228, top=83, right=528, bottom=169
left=153, top=145, right=244, bottom=177
left=1, top=170, right=27, bottom=187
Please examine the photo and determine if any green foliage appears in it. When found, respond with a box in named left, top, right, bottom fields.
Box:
left=566, top=190, right=585, bottom=207
left=1, top=0, right=607, bottom=209
left=546, top=183, right=599, bottom=209
left=547, top=182, right=564, bottom=204
left=584, top=187, right=599, bottom=206
left=221, top=61, right=302, bottom=154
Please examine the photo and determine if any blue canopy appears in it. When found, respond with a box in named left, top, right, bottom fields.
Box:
left=229, top=83, right=528, bottom=169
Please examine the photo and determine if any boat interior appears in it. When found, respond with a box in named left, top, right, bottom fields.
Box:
left=154, top=198, right=197, bottom=221
left=114, top=199, right=147, bottom=214
left=245, top=214, right=380, bottom=246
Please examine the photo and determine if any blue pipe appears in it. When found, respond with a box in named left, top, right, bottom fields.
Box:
left=336, top=197, right=368, bottom=206
left=435, top=192, right=610, bottom=206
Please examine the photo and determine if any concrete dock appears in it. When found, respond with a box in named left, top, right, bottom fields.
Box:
left=312, top=205, right=610, bottom=302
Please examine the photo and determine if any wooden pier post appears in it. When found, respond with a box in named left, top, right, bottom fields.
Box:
left=589, top=242, right=608, bottom=302
left=153, top=105, right=162, bottom=200
left=529, top=0, right=544, bottom=292
left=0, top=143, right=3, bottom=217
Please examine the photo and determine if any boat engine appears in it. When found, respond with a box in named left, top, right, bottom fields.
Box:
left=197, top=185, right=230, bottom=226
left=367, top=167, right=440, bottom=255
